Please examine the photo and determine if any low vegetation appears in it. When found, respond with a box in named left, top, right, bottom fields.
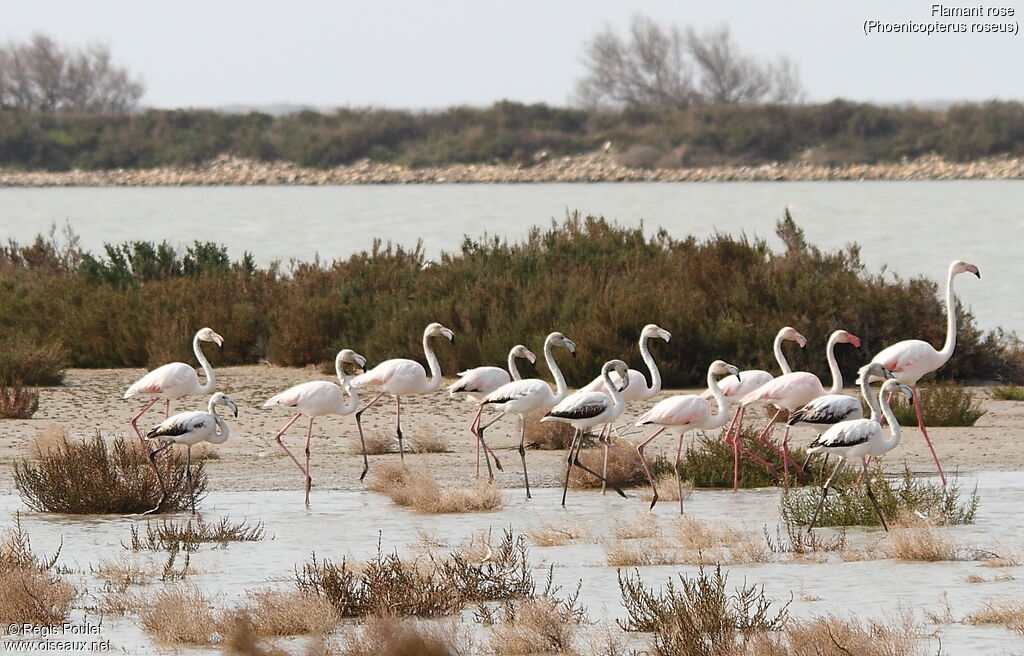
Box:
left=992, top=384, right=1024, bottom=401
left=336, top=615, right=463, bottom=656
left=123, top=516, right=265, bottom=552
left=890, top=381, right=986, bottom=427
left=780, top=466, right=979, bottom=528
left=0, top=382, right=39, bottom=418
left=525, top=408, right=575, bottom=450
left=0, top=335, right=66, bottom=386
left=14, top=431, right=206, bottom=514
left=569, top=438, right=647, bottom=488
left=2, top=215, right=1020, bottom=385
left=0, top=514, right=75, bottom=625
left=369, top=462, right=502, bottom=513
left=966, top=600, right=1024, bottom=633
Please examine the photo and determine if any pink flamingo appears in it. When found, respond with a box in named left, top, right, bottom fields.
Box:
left=705, top=326, right=806, bottom=488
left=635, top=359, right=740, bottom=513
left=448, top=344, right=537, bottom=479
left=734, top=329, right=862, bottom=484
left=350, top=322, right=455, bottom=466
left=123, top=327, right=224, bottom=444
left=263, top=349, right=367, bottom=501
left=866, top=259, right=980, bottom=486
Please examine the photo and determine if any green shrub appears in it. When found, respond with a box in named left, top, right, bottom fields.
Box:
left=0, top=335, right=66, bottom=386
left=992, top=385, right=1024, bottom=401
left=890, top=381, right=985, bottom=427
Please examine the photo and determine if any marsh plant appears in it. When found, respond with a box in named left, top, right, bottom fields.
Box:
left=14, top=432, right=206, bottom=514
left=123, top=516, right=265, bottom=552
left=890, top=380, right=985, bottom=427
left=0, top=334, right=66, bottom=386
left=992, top=384, right=1024, bottom=401
left=780, top=466, right=979, bottom=528
left=0, top=513, right=75, bottom=625
left=370, top=462, right=502, bottom=513
left=0, top=381, right=39, bottom=418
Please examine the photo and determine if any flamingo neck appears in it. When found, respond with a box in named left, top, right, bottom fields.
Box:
left=705, top=368, right=731, bottom=429
left=862, top=374, right=883, bottom=422
left=825, top=333, right=843, bottom=394
left=193, top=332, right=215, bottom=394
left=507, top=349, right=523, bottom=382
left=601, top=366, right=626, bottom=413
left=544, top=337, right=569, bottom=403
left=209, top=407, right=230, bottom=445
left=774, top=331, right=793, bottom=375
left=878, top=386, right=901, bottom=452
left=335, top=357, right=359, bottom=414
left=637, top=334, right=661, bottom=400
left=422, top=331, right=443, bottom=393
left=938, top=264, right=959, bottom=362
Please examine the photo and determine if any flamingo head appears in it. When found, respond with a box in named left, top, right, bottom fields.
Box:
left=855, top=362, right=893, bottom=385
left=512, top=344, right=537, bottom=365
left=549, top=332, right=577, bottom=357
left=642, top=324, right=672, bottom=343
left=881, top=379, right=913, bottom=403
left=604, top=359, right=630, bottom=390
left=952, top=260, right=981, bottom=279
left=197, top=327, right=224, bottom=347
left=831, top=330, right=861, bottom=348
left=210, top=392, right=238, bottom=418
left=426, top=323, right=455, bottom=343
left=338, top=349, right=367, bottom=372
left=710, top=360, right=741, bottom=380
left=779, top=326, right=807, bottom=348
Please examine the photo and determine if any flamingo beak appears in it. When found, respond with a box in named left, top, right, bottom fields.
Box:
left=227, top=399, right=238, bottom=417
left=967, top=264, right=981, bottom=279
left=795, top=333, right=807, bottom=348
left=848, top=334, right=862, bottom=349
left=660, top=329, right=672, bottom=342
left=526, top=350, right=537, bottom=364
left=212, top=333, right=225, bottom=347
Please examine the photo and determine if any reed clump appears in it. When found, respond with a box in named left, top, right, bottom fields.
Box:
left=525, top=519, right=590, bottom=547
left=525, top=408, right=575, bottom=450
left=370, top=462, right=502, bottom=513
left=0, top=334, right=67, bottom=386
left=569, top=438, right=647, bottom=488
left=780, top=466, right=979, bottom=528
left=138, top=586, right=220, bottom=645
left=0, top=513, right=75, bottom=625
left=966, top=600, right=1024, bottom=633
left=14, top=432, right=206, bottom=514
left=890, top=381, right=985, bottom=426
left=884, top=514, right=967, bottom=561
left=235, top=590, right=340, bottom=637
left=0, top=381, right=39, bottom=418
left=742, top=612, right=924, bottom=656
left=123, top=516, right=265, bottom=552
left=992, top=384, right=1024, bottom=401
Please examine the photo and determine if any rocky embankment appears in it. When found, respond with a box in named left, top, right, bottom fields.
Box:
left=2, top=151, right=1023, bottom=186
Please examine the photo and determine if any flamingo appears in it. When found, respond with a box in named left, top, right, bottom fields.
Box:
left=734, top=329, right=862, bottom=484
left=448, top=344, right=537, bottom=480
left=477, top=332, right=576, bottom=499
left=262, top=349, right=367, bottom=502
left=635, top=360, right=740, bottom=513
left=144, top=392, right=238, bottom=515
left=124, top=327, right=223, bottom=444
left=866, top=260, right=981, bottom=486
left=705, top=326, right=806, bottom=489
left=541, top=359, right=632, bottom=505
left=806, top=378, right=911, bottom=532
left=350, top=322, right=454, bottom=466
left=578, top=324, right=671, bottom=400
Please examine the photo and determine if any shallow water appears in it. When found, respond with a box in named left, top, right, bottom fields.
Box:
left=0, top=181, right=1020, bottom=332
left=3, top=470, right=1023, bottom=654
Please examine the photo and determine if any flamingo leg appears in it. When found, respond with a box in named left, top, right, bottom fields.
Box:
left=561, top=429, right=581, bottom=506
left=912, top=386, right=946, bottom=486
left=518, top=415, right=531, bottom=499
left=395, top=396, right=404, bottom=463
left=272, top=413, right=308, bottom=480
left=130, top=398, right=160, bottom=445
left=637, top=427, right=666, bottom=510
left=304, top=417, right=314, bottom=505
left=600, top=423, right=611, bottom=495
left=855, top=455, right=871, bottom=485
left=164, top=399, right=170, bottom=419
left=186, top=445, right=195, bottom=515
left=142, top=441, right=173, bottom=515
left=354, top=391, right=387, bottom=481
left=807, top=456, right=845, bottom=532
left=562, top=428, right=627, bottom=505
left=862, top=458, right=888, bottom=532
left=674, top=430, right=686, bottom=515
left=472, top=405, right=483, bottom=479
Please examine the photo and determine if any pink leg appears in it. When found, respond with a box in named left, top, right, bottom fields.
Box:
left=732, top=408, right=742, bottom=491
left=273, top=413, right=307, bottom=483
left=130, top=398, right=160, bottom=445
left=755, top=408, right=786, bottom=456
left=855, top=455, right=873, bottom=485
left=471, top=405, right=484, bottom=478
left=304, top=417, right=314, bottom=505
left=637, top=427, right=666, bottom=510
left=913, top=386, right=946, bottom=486
left=164, top=399, right=170, bottom=419
left=674, top=431, right=686, bottom=515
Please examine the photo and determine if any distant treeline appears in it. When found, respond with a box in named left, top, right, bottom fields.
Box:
left=1, top=213, right=1019, bottom=387
left=2, top=100, right=1024, bottom=171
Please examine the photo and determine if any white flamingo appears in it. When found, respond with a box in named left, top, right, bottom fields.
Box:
left=806, top=378, right=911, bottom=532
left=124, top=327, right=223, bottom=443
left=734, top=329, right=862, bottom=484
left=350, top=322, right=454, bottom=465
left=866, top=259, right=981, bottom=486
left=263, top=349, right=367, bottom=502
left=478, top=332, right=576, bottom=499
left=448, top=344, right=537, bottom=479
left=144, top=392, right=238, bottom=515
left=635, top=360, right=740, bottom=513
left=541, top=359, right=632, bottom=505
left=705, top=326, right=806, bottom=488
left=578, top=324, right=671, bottom=400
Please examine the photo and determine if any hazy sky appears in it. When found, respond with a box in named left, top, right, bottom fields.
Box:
left=3, top=0, right=1022, bottom=108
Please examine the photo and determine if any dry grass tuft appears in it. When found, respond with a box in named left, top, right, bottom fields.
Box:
left=409, top=429, right=450, bottom=453
left=568, top=438, right=646, bottom=488
left=237, top=589, right=339, bottom=637
left=359, top=432, right=395, bottom=455
left=15, top=432, right=206, bottom=514
left=966, top=600, right=1024, bottom=633
left=124, top=516, right=265, bottom=552
left=605, top=540, right=677, bottom=567
left=884, top=515, right=965, bottom=562
left=613, top=513, right=661, bottom=540
left=525, top=408, right=575, bottom=450
left=487, top=596, right=585, bottom=656
left=744, top=612, right=924, bottom=656
left=337, top=615, right=464, bottom=656
left=0, top=381, right=39, bottom=418
left=526, top=519, right=590, bottom=547
left=370, top=462, right=502, bottom=513
left=191, top=443, right=221, bottom=460
left=0, top=513, right=75, bottom=625
left=138, top=586, right=220, bottom=645
left=640, top=471, right=693, bottom=503
left=993, top=384, right=1024, bottom=401
left=764, top=522, right=848, bottom=560
left=671, top=518, right=769, bottom=565
left=92, top=555, right=153, bottom=586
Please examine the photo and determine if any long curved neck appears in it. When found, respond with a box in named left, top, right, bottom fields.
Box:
left=422, top=331, right=443, bottom=393
left=862, top=376, right=883, bottom=422
left=638, top=335, right=660, bottom=399
left=336, top=359, right=359, bottom=414
left=544, top=338, right=569, bottom=402
left=938, top=266, right=959, bottom=362
left=507, top=350, right=523, bottom=381
left=824, top=334, right=843, bottom=394
left=878, top=387, right=901, bottom=451
left=705, top=368, right=731, bottom=429
left=194, top=333, right=216, bottom=394
left=774, top=332, right=793, bottom=375
left=209, top=408, right=230, bottom=445
left=601, top=367, right=625, bottom=412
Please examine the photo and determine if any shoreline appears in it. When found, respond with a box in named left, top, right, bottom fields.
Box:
left=3, top=151, right=1024, bottom=187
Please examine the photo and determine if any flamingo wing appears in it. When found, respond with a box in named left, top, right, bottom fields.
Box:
left=147, top=410, right=213, bottom=442
left=871, top=339, right=943, bottom=383
left=579, top=369, right=633, bottom=395
left=449, top=366, right=510, bottom=397
left=635, top=394, right=708, bottom=427
left=788, top=394, right=862, bottom=426
left=263, top=381, right=340, bottom=414
left=350, top=358, right=426, bottom=392
left=545, top=391, right=611, bottom=420
left=483, top=378, right=551, bottom=406
left=740, top=372, right=823, bottom=409
left=807, top=418, right=879, bottom=452
left=704, top=370, right=773, bottom=400
left=124, top=362, right=198, bottom=399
